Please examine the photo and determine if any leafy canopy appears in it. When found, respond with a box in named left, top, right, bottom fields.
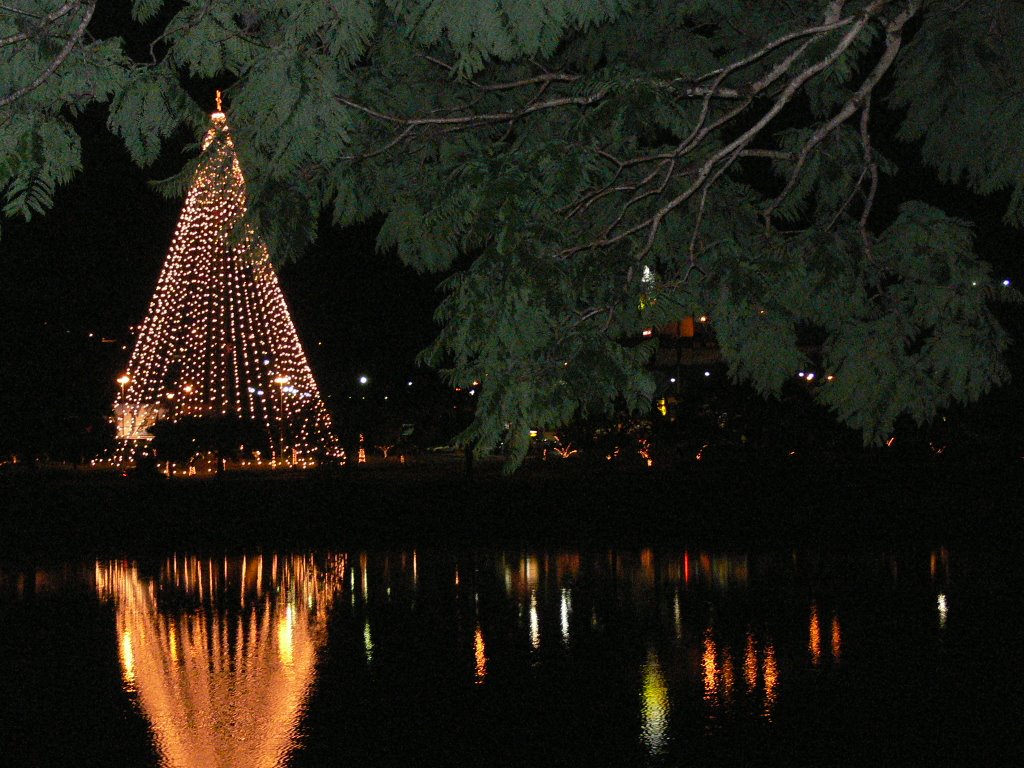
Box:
left=2, top=0, right=1020, bottom=464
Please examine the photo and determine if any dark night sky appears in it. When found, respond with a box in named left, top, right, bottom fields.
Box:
left=1, top=3, right=1021, bottom=456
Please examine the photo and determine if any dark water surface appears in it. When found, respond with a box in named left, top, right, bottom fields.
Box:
left=1, top=546, right=1021, bottom=767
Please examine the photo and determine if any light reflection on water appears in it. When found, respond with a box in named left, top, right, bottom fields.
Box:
left=94, top=555, right=344, bottom=768
left=473, top=624, right=487, bottom=684
left=640, top=647, right=670, bottom=755
left=0, top=545, right=977, bottom=767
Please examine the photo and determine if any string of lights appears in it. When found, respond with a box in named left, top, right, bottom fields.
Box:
left=109, top=97, right=343, bottom=469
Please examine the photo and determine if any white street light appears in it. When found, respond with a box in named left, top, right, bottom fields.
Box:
left=116, top=375, right=130, bottom=438
left=272, top=375, right=291, bottom=464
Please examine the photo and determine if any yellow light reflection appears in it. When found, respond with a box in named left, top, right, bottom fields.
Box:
left=278, top=603, right=295, bottom=666
left=473, top=625, right=487, bottom=685
left=364, top=619, right=374, bottom=662
left=937, top=593, right=948, bottom=629
left=121, top=630, right=136, bottom=688
left=168, top=623, right=179, bottom=664
left=95, top=555, right=341, bottom=768
left=640, top=648, right=669, bottom=755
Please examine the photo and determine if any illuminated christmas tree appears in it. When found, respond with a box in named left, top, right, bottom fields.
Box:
left=112, top=95, right=342, bottom=468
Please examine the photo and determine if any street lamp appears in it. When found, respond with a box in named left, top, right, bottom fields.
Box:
left=116, top=374, right=130, bottom=438
left=272, top=375, right=291, bottom=465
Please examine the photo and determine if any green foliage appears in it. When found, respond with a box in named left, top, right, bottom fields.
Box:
left=1, top=5, right=131, bottom=226
left=889, top=0, right=1024, bottom=224
left=131, top=0, right=166, bottom=24
left=1, top=113, right=79, bottom=219
left=107, top=64, right=198, bottom=166
left=2, top=0, right=1021, bottom=467
left=816, top=203, right=1012, bottom=440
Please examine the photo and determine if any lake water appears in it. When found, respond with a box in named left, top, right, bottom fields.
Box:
left=1, top=546, right=1020, bottom=767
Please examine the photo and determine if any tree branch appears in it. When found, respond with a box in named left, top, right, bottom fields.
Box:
left=826, top=165, right=868, bottom=231
left=336, top=88, right=610, bottom=128
left=558, top=2, right=860, bottom=251
left=763, top=0, right=918, bottom=225
left=0, top=3, right=48, bottom=19
left=859, top=95, right=879, bottom=261
left=0, top=1, right=94, bottom=109
left=685, top=2, right=856, bottom=87
left=0, top=0, right=79, bottom=48
left=341, top=123, right=416, bottom=162
left=562, top=0, right=882, bottom=259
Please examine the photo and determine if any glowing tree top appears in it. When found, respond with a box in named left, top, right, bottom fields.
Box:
left=113, top=95, right=342, bottom=467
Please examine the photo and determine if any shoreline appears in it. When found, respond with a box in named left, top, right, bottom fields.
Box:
left=1, top=457, right=1020, bottom=558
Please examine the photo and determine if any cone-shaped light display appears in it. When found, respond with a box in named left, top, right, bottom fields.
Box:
left=112, top=96, right=342, bottom=467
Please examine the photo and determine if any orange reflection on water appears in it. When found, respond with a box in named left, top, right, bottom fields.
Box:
left=930, top=547, right=950, bottom=582
left=721, top=652, right=735, bottom=706
left=763, top=643, right=778, bottom=718
left=744, top=632, right=757, bottom=691
left=524, top=556, right=539, bottom=589
left=640, top=548, right=655, bottom=585
left=278, top=604, right=295, bottom=666
left=704, top=629, right=779, bottom=720
left=95, top=555, right=343, bottom=768
left=555, top=552, right=581, bottom=581
left=831, top=613, right=841, bottom=661
left=474, top=625, right=487, bottom=684
left=809, top=603, right=822, bottom=666
left=168, top=623, right=179, bottom=664
left=121, top=630, right=136, bottom=689
left=702, top=630, right=718, bottom=704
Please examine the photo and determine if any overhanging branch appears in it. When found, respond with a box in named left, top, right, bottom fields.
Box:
left=0, top=0, right=80, bottom=48
left=0, top=1, right=95, bottom=109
